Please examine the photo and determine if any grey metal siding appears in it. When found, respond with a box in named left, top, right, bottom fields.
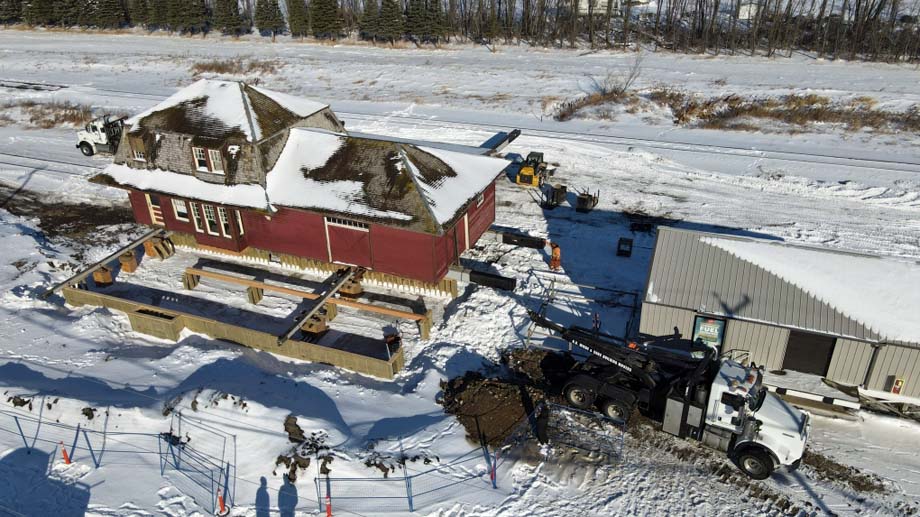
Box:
left=868, top=345, right=920, bottom=398
left=722, top=319, right=789, bottom=369
left=826, top=339, right=874, bottom=385
left=639, top=303, right=695, bottom=338
left=646, top=227, right=885, bottom=344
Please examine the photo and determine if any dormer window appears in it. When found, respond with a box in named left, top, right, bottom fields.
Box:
left=192, top=147, right=225, bottom=175
left=133, top=149, right=146, bottom=162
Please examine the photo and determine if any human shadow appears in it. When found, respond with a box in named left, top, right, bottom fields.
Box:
left=0, top=447, right=91, bottom=517
left=255, top=476, right=270, bottom=517
left=278, top=474, right=298, bottom=517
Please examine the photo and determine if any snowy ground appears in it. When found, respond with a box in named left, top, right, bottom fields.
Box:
left=0, top=30, right=919, bottom=515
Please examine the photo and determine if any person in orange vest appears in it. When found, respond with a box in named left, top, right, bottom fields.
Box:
left=548, top=241, right=561, bottom=271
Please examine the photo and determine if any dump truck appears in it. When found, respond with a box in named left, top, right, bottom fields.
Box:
left=528, top=311, right=809, bottom=480
left=76, top=115, right=125, bottom=156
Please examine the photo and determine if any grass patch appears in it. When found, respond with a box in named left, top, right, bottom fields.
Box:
left=1, top=100, right=95, bottom=129
left=647, top=88, right=920, bottom=133
left=190, top=58, right=282, bottom=76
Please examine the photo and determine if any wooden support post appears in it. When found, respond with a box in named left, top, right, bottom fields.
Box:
left=246, top=286, right=264, bottom=304
left=301, top=309, right=329, bottom=334
left=119, top=251, right=138, bottom=274
left=92, top=266, right=113, bottom=287
left=325, top=302, right=337, bottom=321
left=339, top=277, right=363, bottom=297
left=419, top=309, right=432, bottom=340
left=182, top=272, right=200, bottom=290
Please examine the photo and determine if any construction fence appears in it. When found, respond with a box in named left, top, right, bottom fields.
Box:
left=0, top=405, right=235, bottom=515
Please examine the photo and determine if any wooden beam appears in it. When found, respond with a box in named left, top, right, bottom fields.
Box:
left=185, top=267, right=428, bottom=322
left=43, top=228, right=170, bottom=299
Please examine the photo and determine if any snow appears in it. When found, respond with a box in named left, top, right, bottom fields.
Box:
left=704, top=236, right=920, bottom=344
left=1, top=30, right=920, bottom=516
left=125, top=79, right=257, bottom=141
left=104, top=162, right=270, bottom=209
left=415, top=145, right=510, bottom=224
left=252, top=84, right=327, bottom=118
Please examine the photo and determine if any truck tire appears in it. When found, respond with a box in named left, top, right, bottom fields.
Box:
left=564, top=382, right=594, bottom=410
left=79, top=142, right=94, bottom=156
left=600, top=398, right=631, bottom=423
left=734, top=448, right=774, bottom=480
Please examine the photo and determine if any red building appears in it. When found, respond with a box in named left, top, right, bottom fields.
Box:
left=98, top=80, right=510, bottom=286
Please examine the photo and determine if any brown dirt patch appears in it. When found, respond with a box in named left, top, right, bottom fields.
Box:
left=802, top=449, right=888, bottom=494
left=0, top=185, right=131, bottom=240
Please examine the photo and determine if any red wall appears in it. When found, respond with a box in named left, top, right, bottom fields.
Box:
left=125, top=179, right=499, bottom=284
left=328, top=225, right=372, bottom=266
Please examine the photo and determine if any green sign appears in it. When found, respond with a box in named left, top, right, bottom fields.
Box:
left=693, top=316, right=726, bottom=352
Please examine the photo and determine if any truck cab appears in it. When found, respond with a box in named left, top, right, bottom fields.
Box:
left=76, top=115, right=124, bottom=157
left=663, top=358, right=809, bottom=479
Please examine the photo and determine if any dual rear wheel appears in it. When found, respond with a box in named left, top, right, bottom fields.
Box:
left=563, top=383, right=632, bottom=423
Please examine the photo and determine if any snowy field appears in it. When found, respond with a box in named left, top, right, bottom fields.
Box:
left=0, top=30, right=919, bottom=515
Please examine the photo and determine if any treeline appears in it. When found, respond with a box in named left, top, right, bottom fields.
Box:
left=0, top=0, right=917, bottom=61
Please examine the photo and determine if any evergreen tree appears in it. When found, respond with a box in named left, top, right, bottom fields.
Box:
left=165, top=0, right=184, bottom=31
left=426, top=0, right=446, bottom=42
left=95, top=0, right=126, bottom=28
left=358, top=0, right=378, bottom=41
left=376, top=0, right=402, bottom=43
left=52, top=0, right=80, bottom=26
left=0, top=0, right=23, bottom=23
left=183, top=0, right=209, bottom=34
left=126, top=0, right=148, bottom=26
left=146, top=0, right=166, bottom=28
left=21, top=0, right=55, bottom=25
left=404, top=0, right=425, bottom=40
left=286, top=0, right=308, bottom=38
left=309, top=0, right=340, bottom=39
left=214, top=0, right=246, bottom=35
left=77, top=0, right=98, bottom=26
left=254, top=0, right=284, bottom=40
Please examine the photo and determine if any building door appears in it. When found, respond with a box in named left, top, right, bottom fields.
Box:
left=782, top=331, right=836, bottom=376
left=325, top=217, right=371, bottom=267
left=145, top=194, right=165, bottom=226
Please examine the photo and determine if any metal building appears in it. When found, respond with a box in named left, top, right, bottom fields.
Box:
left=640, top=227, right=920, bottom=397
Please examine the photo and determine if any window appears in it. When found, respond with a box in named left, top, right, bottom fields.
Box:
left=171, top=199, right=189, bottom=221
left=208, top=149, right=224, bottom=174
left=235, top=210, right=245, bottom=235
left=192, top=147, right=225, bottom=175
left=325, top=216, right=368, bottom=230
left=133, top=149, right=146, bottom=161
left=202, top=205, right=219, bottom=236
left=193, top=147, right=209, bottom=172
left=476, top=193, right=485, bottom=207
left=217, top=207, right=232, bottom=238
left=189, top=202, right=204, bottom=233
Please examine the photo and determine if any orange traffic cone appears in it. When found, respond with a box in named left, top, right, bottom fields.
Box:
left=59, top=441, right=71, bottom=465
left=216, top=489, right=228, bottom=516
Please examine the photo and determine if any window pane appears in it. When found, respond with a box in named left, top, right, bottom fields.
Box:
left=203, top=205, right=218, bottom=235
left=235, top=210, right=245, bottom=235
left=193, top=148, right=208, bottom=170
left=217, top=207, right=232, bottom=237
left=171, top=199, right=189, bottom=220
left=190, top=202, right=203, bottom=232
left=208, top=149, right=224, bottom=174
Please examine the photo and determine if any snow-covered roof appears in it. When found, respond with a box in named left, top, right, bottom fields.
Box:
left=125, top=79, right=328, bottom=142
left=265, top=128, right=510, bottom=231
left=100, top=128, right=510, bottom=233
left=703, top=236, right=920, bottom=345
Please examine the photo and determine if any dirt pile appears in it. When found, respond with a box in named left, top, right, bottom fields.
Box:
left=274, top=415, right=331, bottom=481
left=501, top=348, right=575, bottom=389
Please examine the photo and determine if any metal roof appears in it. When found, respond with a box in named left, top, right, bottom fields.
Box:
left=645, top=227, right=918, bottom=347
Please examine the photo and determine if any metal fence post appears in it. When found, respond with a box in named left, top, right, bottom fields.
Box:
left=82, top=430, right=100, bottom=468
left=13, top=416, right=30, bottom=452
left=69, top=423, right=81, bottom=463
left=315, top=477, right=324, bottom=513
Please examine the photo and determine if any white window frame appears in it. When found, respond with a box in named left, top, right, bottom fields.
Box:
left=193, top=147, right=209, bottom=172
left=325, top=216, right=369, bottom=231
left=171, top=199, right=189, bottom=221
left=202, top=205, right=220, bottom=236
left=132, top=149, right=146, bottom=162
left=189, top=202, right=204, bottom=233
left=476, top=192, right=485, bottom=207
left=235, top=210, right=245, bottom=236
left=217, top=207, right=232, bottom=238
left=208, top=149, right=225, bottom=175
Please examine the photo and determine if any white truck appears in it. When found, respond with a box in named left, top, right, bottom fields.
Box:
left=529, top=311, right=809, bottom=479
left=75, top=115, right=125, bottom=157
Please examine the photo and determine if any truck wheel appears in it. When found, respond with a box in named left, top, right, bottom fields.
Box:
left=79, top=142, right=94, bottom=156
left=564, top=383, right=594, bottom=410
left=734, top=449, right=774, bottom=480
left=600, top=399, right=631, bottom=423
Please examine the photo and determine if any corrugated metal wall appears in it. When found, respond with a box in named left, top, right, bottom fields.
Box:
left=826, top=339, right=874, bottom=385
left=646, top=228, right=883, bottom=344
left=868, top=345, right=920, bottom=398
left=639, top=304, right=695, bottom=337
left=723, top=320, right=789, bottom=369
